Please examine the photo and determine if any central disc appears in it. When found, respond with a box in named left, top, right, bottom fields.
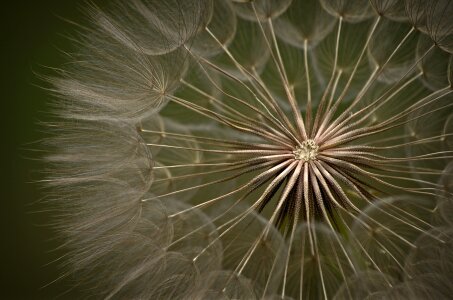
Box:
left=293, top=139, right=319, bottom=161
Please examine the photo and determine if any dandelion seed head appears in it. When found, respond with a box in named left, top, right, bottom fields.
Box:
left=43, top=0, right=453, bottom=298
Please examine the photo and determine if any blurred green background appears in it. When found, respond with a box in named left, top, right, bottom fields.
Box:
left=2, top=1, right=104, bottom=298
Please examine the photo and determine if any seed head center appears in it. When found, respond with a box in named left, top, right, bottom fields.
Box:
left=293, top=139, right=319, bottom=161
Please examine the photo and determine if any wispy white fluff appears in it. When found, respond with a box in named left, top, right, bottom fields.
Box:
left=43, top=0, right=453, bottom=299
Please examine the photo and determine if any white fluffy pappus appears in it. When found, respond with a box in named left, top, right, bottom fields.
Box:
left=43, top=0, right=453, bottom=299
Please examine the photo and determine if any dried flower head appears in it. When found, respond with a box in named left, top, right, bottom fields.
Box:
left=45, top=0, right=453, bottom=299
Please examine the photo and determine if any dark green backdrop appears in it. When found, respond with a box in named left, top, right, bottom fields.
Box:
left=3, top=1, right=104, bottom=298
